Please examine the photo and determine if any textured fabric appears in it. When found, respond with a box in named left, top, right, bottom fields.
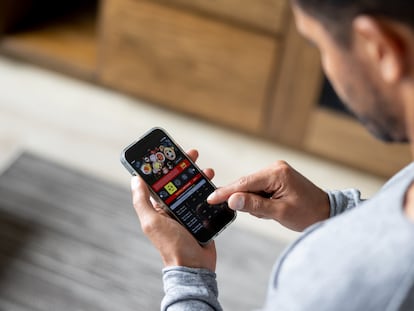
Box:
left=327, top=188, right=363, bottom=216
left=161, top=163, right=414, bottom=311
left=161, top=267, right=222, bottom=311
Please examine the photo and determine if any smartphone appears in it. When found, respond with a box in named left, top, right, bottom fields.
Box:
left=120, top=127, right=236, bottom=244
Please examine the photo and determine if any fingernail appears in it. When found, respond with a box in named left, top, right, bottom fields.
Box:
left=131, top=176, right=140, bottom=190
left=232, top=196, right=245, bottom=211
left=207, top=191, right=216, bottom=202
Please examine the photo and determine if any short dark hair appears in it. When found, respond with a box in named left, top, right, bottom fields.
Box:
left=292, top=0, right=414, bottom=45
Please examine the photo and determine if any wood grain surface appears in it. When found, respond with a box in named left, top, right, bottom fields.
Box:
left=99, top=0, right=278, bottom=134
left=0, top=152, right=286, bottom=310
left=304, top=108, right=411, bottom=178
left=152, top=0, right=289, bottom=34
left=266, top=12, right=323, bottom=147
left=0, top=9, right=97, bottom=80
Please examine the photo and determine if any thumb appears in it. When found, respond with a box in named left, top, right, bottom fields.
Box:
left=228, top=192, right=274, bottom=219
left=130, top=176, right=158, bottom=219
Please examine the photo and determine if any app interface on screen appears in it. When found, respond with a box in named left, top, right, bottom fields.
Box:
left=130, top=135, right=226, bottom=235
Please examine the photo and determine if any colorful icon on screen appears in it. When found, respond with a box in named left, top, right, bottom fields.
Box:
left=164, top=182, right=178, bottom=195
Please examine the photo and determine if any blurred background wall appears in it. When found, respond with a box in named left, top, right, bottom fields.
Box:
left=0, top=2, right=405, bottom=309
left=0, top=0, right=410, bottom=177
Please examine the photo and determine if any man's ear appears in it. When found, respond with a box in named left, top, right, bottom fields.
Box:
left=353, top=16, right=405, bottom=83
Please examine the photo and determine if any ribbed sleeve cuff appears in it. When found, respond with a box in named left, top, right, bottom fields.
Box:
left=161, top=266, right=221, bottom=311
left=327, top=189, right=363, bottom=217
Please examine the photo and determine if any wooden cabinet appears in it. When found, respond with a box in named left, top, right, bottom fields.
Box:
left=304, top=109, right=411, bottom=177
left=0, top=0, right=410, bottom=177
left=152, top=0, right=289, bottom=34
left=0, top=1, right=98, bottom=80
left=99, top=0, right=279, bottom=133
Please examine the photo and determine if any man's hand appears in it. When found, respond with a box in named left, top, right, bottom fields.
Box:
left=131, top=149, right=217, bottom=271
left=207, top=161, right=330, bottom=232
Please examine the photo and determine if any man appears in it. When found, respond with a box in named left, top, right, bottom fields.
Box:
left=130, top=0, right=414, bottom=309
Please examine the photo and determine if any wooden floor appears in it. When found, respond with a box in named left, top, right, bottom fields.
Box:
left=0, top=152, right=286, bottom=311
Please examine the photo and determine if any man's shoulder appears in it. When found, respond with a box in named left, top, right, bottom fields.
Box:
left=381, top=162, right=414, bottom=191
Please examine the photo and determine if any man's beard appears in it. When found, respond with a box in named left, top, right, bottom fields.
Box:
left=355, top=111, right=408, bottom=143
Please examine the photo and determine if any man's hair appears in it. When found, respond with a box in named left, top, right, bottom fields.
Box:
left=292, top=0, right=414, bottom=45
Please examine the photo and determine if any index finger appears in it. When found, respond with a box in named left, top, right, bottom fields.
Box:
left=207, top=167, right=277, bottom=204
left=186, top=149, right=199, bottom=162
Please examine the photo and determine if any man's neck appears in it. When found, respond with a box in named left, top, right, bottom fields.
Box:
left=404, top=81, right=414, bottom=155
left=401, top=79, right=414, bottom=220
left=404, top=183, right=414, bottom=222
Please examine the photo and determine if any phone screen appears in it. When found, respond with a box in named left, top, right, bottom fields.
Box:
left=122, top=128, right=236, bottom=243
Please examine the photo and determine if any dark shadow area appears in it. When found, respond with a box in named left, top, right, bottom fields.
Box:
left=0, top=209, right=38, bottom=285
left=319, top=76, right=353, bottom=116
left=0, top=0, right=98, bottom=34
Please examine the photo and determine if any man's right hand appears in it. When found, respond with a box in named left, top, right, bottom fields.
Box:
left=207, top=161, right=330, bottom=232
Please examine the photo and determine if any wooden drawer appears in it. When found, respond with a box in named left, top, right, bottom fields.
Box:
left=304, top=108, right=411, bottom=177
left=153, top=0, right=289, bottom=34
left=99, top=0, right=278, bottom=133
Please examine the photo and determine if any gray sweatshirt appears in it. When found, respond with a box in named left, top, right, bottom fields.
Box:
left=161, top=163, right=414, bottom=311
